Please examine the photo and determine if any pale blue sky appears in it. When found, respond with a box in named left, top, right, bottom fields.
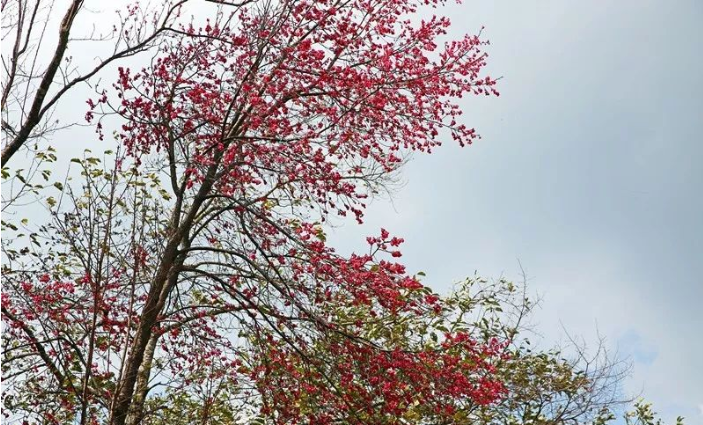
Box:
left=330, top=0, right=703, bottom=422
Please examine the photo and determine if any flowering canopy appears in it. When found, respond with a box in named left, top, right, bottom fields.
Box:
left=4, top=0, right=504, bottom=424
left=95, top=0, right=498, bottom=223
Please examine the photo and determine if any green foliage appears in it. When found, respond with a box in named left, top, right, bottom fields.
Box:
left=623, top=400, right=685, bottom=425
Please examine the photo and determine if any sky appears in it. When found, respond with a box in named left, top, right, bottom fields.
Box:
left=330, top=0, right=703, bottom=422
left=3, top=0, right=702, bottom=423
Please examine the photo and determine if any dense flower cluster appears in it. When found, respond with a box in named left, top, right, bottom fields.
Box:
left=91, top=0, right=497, bottom=225
left=253, top=335, right=507, bottom=425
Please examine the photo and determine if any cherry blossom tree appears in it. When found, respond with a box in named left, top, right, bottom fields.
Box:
left=3, top=0, right=503, bottom=424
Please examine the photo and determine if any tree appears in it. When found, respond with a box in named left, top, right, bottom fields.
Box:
left=1, top=0, right=190, bottom=166
left=4, top=0, right=502, bottom=424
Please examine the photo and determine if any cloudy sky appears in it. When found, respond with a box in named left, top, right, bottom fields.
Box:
left=330, top=0, right=703, bottom=422
left=4, top=0, right=701, bottom=422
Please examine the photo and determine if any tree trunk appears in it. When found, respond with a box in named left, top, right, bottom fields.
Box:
left=125, top=333, right=159, bottom=425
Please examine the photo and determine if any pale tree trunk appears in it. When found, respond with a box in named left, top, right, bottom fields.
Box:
left=125, top=333, right=159, bottom=425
